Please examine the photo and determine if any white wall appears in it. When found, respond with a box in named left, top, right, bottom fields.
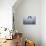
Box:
left=13, top=0, right=41, bottom=46
left=0, top=0, right=46, bottom=46
left=13, top=0, right=46, bottom=46
left=41, top=0, right=46, bottom=46
left=0, top=0, right=16, bottom=30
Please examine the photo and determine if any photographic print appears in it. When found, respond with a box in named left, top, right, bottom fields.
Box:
left=23, top=16, right=36, bottom=25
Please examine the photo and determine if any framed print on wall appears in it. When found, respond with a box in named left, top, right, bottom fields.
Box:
left=23, top=16, right=36, bottom=25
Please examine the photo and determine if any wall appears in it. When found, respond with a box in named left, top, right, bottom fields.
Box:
left=0, top=0, right=46, bottom=46
left=13, top=0, right=41, bottom=46
left=0, top=0, right=16, bottom=30
left=41, top=0, right=46, bottom=46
